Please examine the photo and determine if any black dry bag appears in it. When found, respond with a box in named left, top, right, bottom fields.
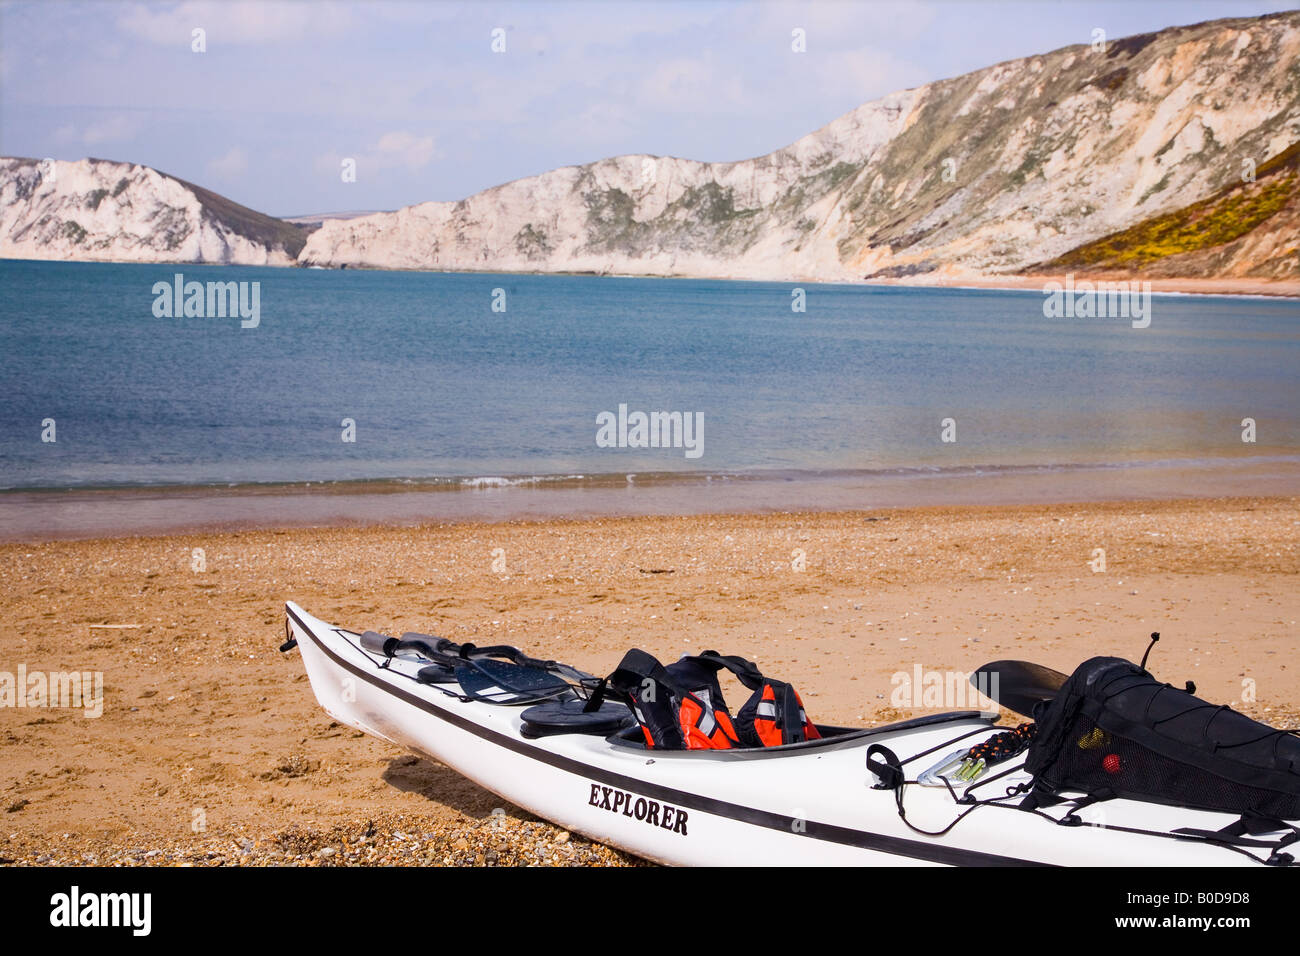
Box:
left=1024, top=656, right=1300, bottom=819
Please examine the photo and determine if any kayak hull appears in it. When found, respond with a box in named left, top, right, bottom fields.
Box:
left=287, top=602, right=1281, bottom=866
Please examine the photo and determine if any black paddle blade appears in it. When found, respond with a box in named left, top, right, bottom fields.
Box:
left=454, top=658, right=572, bottom=705
left=971, top=660, right=1070, bottom=718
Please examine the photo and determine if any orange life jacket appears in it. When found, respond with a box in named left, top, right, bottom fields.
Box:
left=678, top=694, right=741, bottom=750
left=605, top=648, right=819, bottom=750
left=747, top=682, right=821, bottom=747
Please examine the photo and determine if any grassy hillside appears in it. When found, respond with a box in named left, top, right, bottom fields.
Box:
left=168, top=171, right=317, bottom=258
left=1032, top=142, right=1299, bottom=276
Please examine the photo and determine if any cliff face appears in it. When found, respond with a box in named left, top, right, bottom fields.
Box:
left=3, top=13, right=1297, bottom=281
left=1032, top=141, right=1299, bottom=279
left=297, top=89, right=919, bottom=279
left=299, top=12, right=1300, bottom=281
left=0, top=158, right=309, bottom=265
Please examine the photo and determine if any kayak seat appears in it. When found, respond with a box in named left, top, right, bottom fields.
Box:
left=610, top=721, right=844, bottom=746
left=607, top=711, right=994, bottom=754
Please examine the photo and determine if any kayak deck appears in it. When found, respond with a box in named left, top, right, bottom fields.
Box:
left=286, top=602, right=1288, bottom=866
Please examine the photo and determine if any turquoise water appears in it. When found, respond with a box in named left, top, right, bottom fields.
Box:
left=1, top=260, right=1297, bottom=490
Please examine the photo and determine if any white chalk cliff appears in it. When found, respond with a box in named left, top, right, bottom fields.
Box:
left=3, top=12, right=1297, bottom=281
left=0, top=158, right=305, bottom=265
left=299, top=13, right=1300, bottom=281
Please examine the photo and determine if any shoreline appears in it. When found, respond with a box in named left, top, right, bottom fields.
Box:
left=5, top=256, right=1297, bottom=298
left=2, top=495, right=1296, bottom=864
left=3, top=455, right=1298, bottom=543
left=865, top=272, right=1300, bottom=299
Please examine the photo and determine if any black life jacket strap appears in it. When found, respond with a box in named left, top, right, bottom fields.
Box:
left=779, top=682, right=805, bottom=742
left=605, top=648, right=684, bottom=699
left=683, top=650, right=766, bottom=691
left=740, top=678, right=807, bottom=744
left=604, top=649, right=717, bottom=749
left=685, top=650, right=815, bottom=745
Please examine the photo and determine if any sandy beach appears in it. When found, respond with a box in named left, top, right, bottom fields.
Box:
left=1, top=495, right=1297, bottom=865
left=869, top=273, right=1300, bottom=298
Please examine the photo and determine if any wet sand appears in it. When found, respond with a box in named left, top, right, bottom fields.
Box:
left=4, top=454, right=1299, bottom=542
left=1, top=496, right=1297, bottom=865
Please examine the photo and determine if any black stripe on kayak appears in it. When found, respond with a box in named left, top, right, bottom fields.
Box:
left=289, top=606, right=1050, bottom=867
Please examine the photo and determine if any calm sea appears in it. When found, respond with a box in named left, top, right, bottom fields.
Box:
left=1, top=260, right=1297, bottom=492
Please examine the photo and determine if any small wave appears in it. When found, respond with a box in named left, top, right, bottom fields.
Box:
left=459, top=474, right=589, bottom=489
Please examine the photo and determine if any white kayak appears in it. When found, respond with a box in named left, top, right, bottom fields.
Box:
left=285, top=602, right=1291, bottom=866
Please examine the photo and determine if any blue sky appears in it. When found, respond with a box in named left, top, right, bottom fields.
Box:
left=1, top=0, right=1292, bottom=216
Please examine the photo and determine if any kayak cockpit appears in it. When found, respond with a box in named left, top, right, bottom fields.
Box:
left=603, top=710, right=995, bottom=758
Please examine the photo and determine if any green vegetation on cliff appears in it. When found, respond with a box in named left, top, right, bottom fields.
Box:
left=1038, top=142, right=1298, bottom=270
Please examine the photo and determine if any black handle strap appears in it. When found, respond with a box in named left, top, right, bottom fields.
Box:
left=867, top=744, right=904, bottom=791
left=279, top=619, right=298, bottom=653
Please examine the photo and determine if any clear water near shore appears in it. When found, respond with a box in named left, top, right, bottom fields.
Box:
left=1, top=260, right=1297, bottom=514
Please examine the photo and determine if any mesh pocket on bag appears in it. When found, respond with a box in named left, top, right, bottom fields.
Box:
left=1050, top=713, right=1300, bottom=818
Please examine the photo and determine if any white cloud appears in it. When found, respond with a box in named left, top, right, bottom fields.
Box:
left=314, top=130, right=440, bottom=179
left=86, top=113, right=145, bottom=145
left=117, top=0, right=352, bottom=46
left=638, top=56, right=744, bottom=112
left=370, top=131, right=438, bottom=169
left=577, top=100, right=636, bottom=135
left=207, top=146, right=249, bottom=178
left=747, top=1, right=940, bottom=49
left=54, top=113, right=146, bottom=147
left=810, top=48, right=916, bottom=102
left=363, top=2, right=477, bottom=27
